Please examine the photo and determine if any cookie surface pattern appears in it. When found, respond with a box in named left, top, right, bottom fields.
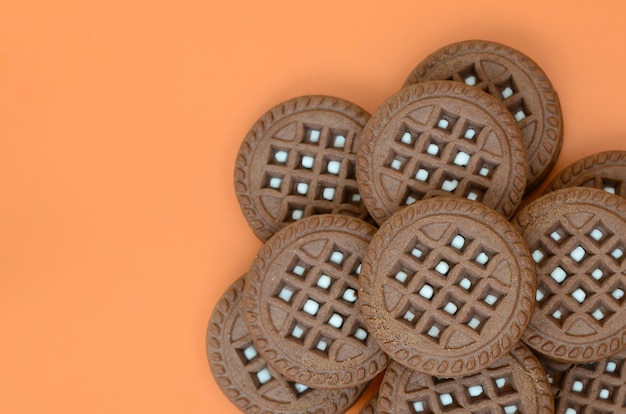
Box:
left=359, top=197, right=535, bottom=377
left=513, top=187, right=626, bottom=362
left=403, top=40, right=563, bottom=191
left=206, top=276, right=366, bottom=414
left=377, top=343, right=553, bottom=414
left=545, top=150, right=626, bottom=198
left=356, top=80, right=526, bottom=224
left=243, top=214, right=389, bottom=389
left=235, top=95, right=371, bottom=241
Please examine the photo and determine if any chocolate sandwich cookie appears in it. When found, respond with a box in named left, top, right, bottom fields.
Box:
left=359, top=197, right=535, bottom=378
left=403, top=40, right=563, bottom=191
left=377, top=343, right=554, bottom=414
left=206, top=276, right=367, bottom=413
left=545, top=150, right=626, bottom=198
left=359, top=394, right=380, bottom=414
left=243, top=214, right=389, bottom=389
left=533, top=352, right=573, bottom=398
left=513, top=187, right=626, bottom=363
left=554, top=349, right=626, bottom=413
left=356, top=80, right=526, bottom=225
left=235, top=95, right=371, bottom=241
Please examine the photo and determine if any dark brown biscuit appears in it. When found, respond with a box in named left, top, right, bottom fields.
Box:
left=544, top=150, right=626, bottom=197
left=513, top=187, right=626, bottom=363
left=377, top=343, right=554, bottom=414
left=359, top=197, right=535, bottom=377
left=243, top=214, right=389, bottom=389
left=356, top=80, right=526, bottom=224
left=206, top=276, right=367, bottom=413
left=554, top=349, right=626, bottom=413
left=403, top=40, right=563, bottom=191
left=235, top=95, right=371, bottom=241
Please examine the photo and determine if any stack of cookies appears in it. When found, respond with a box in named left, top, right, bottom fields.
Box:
left=207, top=40, right=626, bottom=413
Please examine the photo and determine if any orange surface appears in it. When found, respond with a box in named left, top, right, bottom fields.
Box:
left=2, top=1, right=626, bottom=412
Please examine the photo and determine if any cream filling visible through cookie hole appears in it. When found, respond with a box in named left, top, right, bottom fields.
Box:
left=591, top=308, right=605, bottom=320
left=464, top=75, right=477, bottom=86
left=412, top=401, right=425, bottom=412
left=550, top=266, right=567, bottom=284
left=501, top=86, right=514, bottom=99
left=514, top=109, right=526, bottom=122
left=316, top=274, right=332, bottom=290
left=441, top=179, right=459, bottom=192
left=613, top=288, right=625, bottom=299
left=274, top=150, right=288, bottom=163
left=269, top=177, right=282, bottom=189
left=329, top=250, right=344, bottom=265
left=294, top=383, right=309, bottom=394
left=443, top=301, right=458, bottom=315
left=467, top=385, right=484, bottom=397
left=327, top=313, right=344, bottom=329
left=450, top=234, right=465, bottom=250
left=418, top=284, right=434, bottom=300
left=243, top=345, right=258, bottom=361
left=403, top=310, right=416, bottom=322
left=504, top=405, right=518, bottom=413
left=606, top=361, right=618, bottom=372
left=291, top=324, right=306, bottom=338
left=327, top=160, right=341, bottom=175
left=395, top=270, right=409, bottom=283
left=437, top=118, right=449, bottom=130
left=292, top=264, right=306, bottom=276
left=453, top=151, right=470, bottom=167
left=475, top=252, right=489, bottom=265
left=296, top=182, right=309, bottom=195
left=333, top=135, right=346, bottom=148
left=571, top=288, right=587, bottom=303
left=591, top=268, right=604, bottom=280
left=401, top=131, right=413, bottom=145
left=464, top=128, right=476, bottom=139
left=611, top=247, right=624, bottom=260
left=415, top=168, right=429, bottom=182
left=589, top=228, right=604, bottom=241
left=291, top=209, right=304, bottom=221
left=315, top=339, right=328, bottom=351
left=309, top=129, right=321, bottom=143
left=256, top=367, right=272, bottom=385
left=301, top=155, right=315, bottom=169
left=467, top=316, right=481, bottom=330
left=278, top=286, right=294, bottom=302
left=322, top=187, right=335, bottom=200
left=435, top=260, right=450, bottom=275
left=569, top=245, right=586, bottom=262
left=439, top=393, right=454, bottom=406
left=303, top=298, right=320, bottom=315
left=342, top=288, right=357, bottom=303
left=459, top=277, right=472, bottom=290
left=427, top=143, right=440, bottom=156
left=353, top=327, right=367, bottom=341
left=532, top=248, right=545, bottom=263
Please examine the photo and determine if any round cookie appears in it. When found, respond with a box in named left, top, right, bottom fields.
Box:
left=235, top=95, right=371, bottom=241
left=513, top=187, right=626, bottom=363
left=206, top=276, right=367, bottom=413
left=377, top=344, right=554, bottom=414
left=243, top=214, right=389, bottom=389
left=554, top=349, right=626, bottom=413
left=356, top=80, right=526, bottom=225
left=544, top=150, right=626, bottom=198
left=359, top=197, right=535, bottom=377
left=403, top=40, right=563, bottom=191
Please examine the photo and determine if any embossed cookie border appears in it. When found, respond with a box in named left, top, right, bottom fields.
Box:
left=356, top=80, right=527, bottom=225
left=402, top=40, right=563, bottom=191
left=234, top=95, right=371, bottom=241
left=544, top=150, right=626, bottom=195
left=359, top=197, right=536, bottom=377
left=242, top=214, right=390, bottom=389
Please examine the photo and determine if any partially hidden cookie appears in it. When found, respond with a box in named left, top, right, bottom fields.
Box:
left=359, top=197, right=535, bottom=378
left=235, top=95, right=371, bottom=241
left=377, top=343, right=554, bottom=414
left=513, top=187, right=626, bottom=363
left=243, top=214, right=389, bottom=389
left=532, top=352, right=573, bottom=398
left=403, top=40, right=563, bottom=191
left=356, top=80, right=526, bottom=225
left=545, top=150, right=626, bottom=198
left=554, top=349, right=626, bottom=413
left=206, top=276, right=367, bottom=413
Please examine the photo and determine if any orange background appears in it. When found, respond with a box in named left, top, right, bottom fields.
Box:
left=2, top=1, right=626, bottom=412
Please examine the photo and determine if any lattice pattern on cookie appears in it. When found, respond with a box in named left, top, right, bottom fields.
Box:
left=446, top=62, right=537, bottom=135
left=385, top=225, right=511, bottom=349
left=231, top=335, right=312, bottom=401
left=261, top=122, right=365, bottom=223
left=382, top=108, right=503, bottom=206
left=529, top=216, right=626, bottom=330
left=270, top=242, right=369, bottom=359
left=557, top=351, right=626, bottom=413
left=403, top=360, right=522, bottom=412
